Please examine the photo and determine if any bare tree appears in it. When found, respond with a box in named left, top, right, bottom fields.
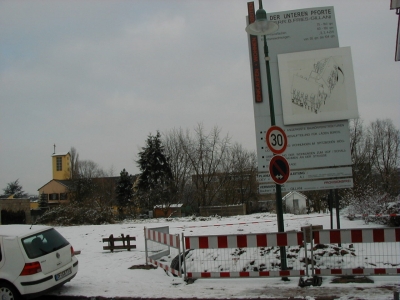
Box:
left=70, top=147, right=79, bottom=179
left=369, top=119, right=400, bottom=195
left=347, top=119, right=376, bottom=201
left=163, top=128, right=193, bottom=205
left=344, top=118, right=399, bottom=222
left=77, top=160, right=107, bottom=178
left=219, top=143, right=259, bottom=212
left=179, top=124, right=231, bottom=209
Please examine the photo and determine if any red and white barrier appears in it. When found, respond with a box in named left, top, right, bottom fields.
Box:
left=175, top=214, right=326, bottom=229
left=176, top=220, right=272, bottom=229
left=348, top=214, right=399, bottom=218
left=145, top=227, right=180, bottom=248
left=315, top=268, right=400, bottom=276
left=185, top=231, right=303, bottom=249
left=144, top=227, right=182, bottom=277
left=147, top=257, right=181, bottom=276
left=314, top=228, right=400, bottom=244
left=187, top=269, right=305, bottom=278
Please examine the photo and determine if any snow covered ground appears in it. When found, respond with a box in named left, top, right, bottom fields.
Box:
left=47, top=211, right=399, bottom=299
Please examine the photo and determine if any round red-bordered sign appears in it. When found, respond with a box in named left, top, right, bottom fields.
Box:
left=269, top=155, right=290, bottom=185
left=266, top=126, right=288, bottom=154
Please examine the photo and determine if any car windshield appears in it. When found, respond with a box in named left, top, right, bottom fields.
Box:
left=22, top=228, right=70, bottom=259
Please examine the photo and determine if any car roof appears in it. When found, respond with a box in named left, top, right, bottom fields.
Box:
left=0, top=225, right=53, bottom=238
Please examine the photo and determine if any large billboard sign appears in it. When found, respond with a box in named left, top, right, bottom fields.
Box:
left=246, top=5, right=355, bottom=193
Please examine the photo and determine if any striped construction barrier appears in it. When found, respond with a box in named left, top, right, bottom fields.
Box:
left=145, top=225, right=400, bottom=282
left=144, top=227, right=182, bottom=277
left=314, top=228, right=400, bottom=244
left=315, top=268, right=400, bottom=276
left=187, top=269, right=306, bottom=279
left=348, top=214, right=399, bottom=218
left=175, top=214, right=326, bottom=229
left=176, top=220, right=272, bottom=229
left=313, top=228, right=400, bottom=277
left=185, top=231, right=304, bottom=249
left=145, top=227, right=180, bottom=248
left=184, top=231, right=306, bottom=279
left=147, top=257, right=182, bottom=277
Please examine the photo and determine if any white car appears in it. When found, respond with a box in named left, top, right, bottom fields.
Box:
left=0, top=225, right=78, bottom=300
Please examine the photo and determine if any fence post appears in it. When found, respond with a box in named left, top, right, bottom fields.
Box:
left=309, top=225, right=315, bottom=277
left=144, top=227, right=148, bottom=265
left=181, top=232, right=187, bottom=280
left=109, top=234, right=114, bottom=253
left=302, top=226, right=309, bottom=277
left=126, top=234, right=131, bottom=251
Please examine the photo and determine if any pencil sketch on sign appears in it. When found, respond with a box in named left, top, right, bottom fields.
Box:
left=278, top=47, right=359, bottom=125
left=291, top=56, right=344, bottom=114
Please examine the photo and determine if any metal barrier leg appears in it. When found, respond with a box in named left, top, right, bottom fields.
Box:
left=299, top=225, right=322, bottom=287
left=310, top=225, right=314, bottom=277
left=181, top=233, right=186, bottom=281
left=144, top=227, right=148, bottom=265
left=302, top=226, right=309, bottom=278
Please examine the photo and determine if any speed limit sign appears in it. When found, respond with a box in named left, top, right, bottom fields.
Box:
left=266, top=126, right=288, bottom=154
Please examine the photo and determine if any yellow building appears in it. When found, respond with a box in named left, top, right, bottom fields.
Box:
left=38, top=152, right=72, bottom=205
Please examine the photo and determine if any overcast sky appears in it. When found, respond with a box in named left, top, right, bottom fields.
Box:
left=1, top=0, right=399, bottom=195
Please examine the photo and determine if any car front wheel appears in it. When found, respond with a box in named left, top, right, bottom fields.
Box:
left=0, top=282, right=21, bottom=300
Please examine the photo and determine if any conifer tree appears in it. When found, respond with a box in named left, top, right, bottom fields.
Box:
left=116, top=169, right=134, bottom=217
left=136, top=131, right=175, bottom=211
left=2, top=179, right=27, bottom=198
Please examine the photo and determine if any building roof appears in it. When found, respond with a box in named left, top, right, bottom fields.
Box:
left=51, top=152, right=70, bottom=157
left=282, top=191, right=307, bottom=200
left=154, top=204, right=183, bottom=209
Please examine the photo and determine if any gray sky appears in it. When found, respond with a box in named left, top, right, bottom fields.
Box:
left=1, top=0, right=399, bottom=195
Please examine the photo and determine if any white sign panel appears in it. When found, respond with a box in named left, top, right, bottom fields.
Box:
left=259, top=178, right=353, bottom=194
left=278, top=47, right=359, bottom=125
left=257, top=121, right=351, bottom=171
left=247, top=6, right=353, bottom=176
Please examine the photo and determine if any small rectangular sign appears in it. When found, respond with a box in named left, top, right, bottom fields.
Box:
left=390, top=0, right=400, bottom=9
left=259, top=177, right=353, bottom=194
left=258, top=166, right=352, bottom=183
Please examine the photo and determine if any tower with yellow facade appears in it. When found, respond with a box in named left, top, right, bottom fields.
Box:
left=52, top=152, right=71, bottom=180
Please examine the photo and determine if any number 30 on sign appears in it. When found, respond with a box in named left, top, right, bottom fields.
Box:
left=266, top=126, right=288, bottom=154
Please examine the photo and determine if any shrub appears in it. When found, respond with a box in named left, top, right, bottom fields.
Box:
left=37, top=201, right=115, bottom=226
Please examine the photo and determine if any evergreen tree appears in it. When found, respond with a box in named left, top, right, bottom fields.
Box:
left=2, top=179, right=27, bottom=198
left=136, top=131, right=175, bottom=210
left=116, top=169, right=134, bottom=217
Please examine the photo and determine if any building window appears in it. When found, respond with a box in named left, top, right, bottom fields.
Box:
left=49, top=193, right=59, bottom=200
left=60, top=193, right=68, bottom=200
left=56, top=157, right=62, bottom=171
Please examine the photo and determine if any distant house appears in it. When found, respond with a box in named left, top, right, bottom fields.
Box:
left=38, top=179, right=73, bottom=206
left=37, top=151, right=124, bottom=207
left=153, top=204, right=184, bottom=218
left=283, top=191, right=308, bottom=214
